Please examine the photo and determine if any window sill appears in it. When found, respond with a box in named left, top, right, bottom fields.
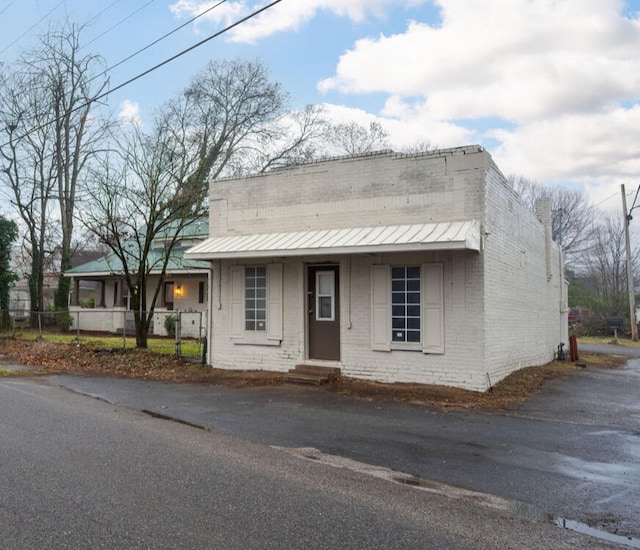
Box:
left=232, top=333, right=281, bottom=346
left=391, top=343, right=422, bottom=352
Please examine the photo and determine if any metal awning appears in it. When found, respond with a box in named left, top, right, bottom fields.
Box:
left=184, top=220, right=481, bottom=260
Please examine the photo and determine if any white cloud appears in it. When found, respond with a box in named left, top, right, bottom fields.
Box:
left=317, top=0, right=640, bottom=190
left=320, top=101, right=472, bottom=153
left=169, top=0, right=247, bottom=34
left=167, top=1, right=640, bottom=191
left=489, top=105, right=640, bottom=185
left=118, top=100, right=142, bottom=126
left=169, top=0, right=428, bottom=43
left=379, top=96, right=473, bottom=149
left=583, top=182, right=624, bottom=214
left=319, top=0, right=640, bottom=121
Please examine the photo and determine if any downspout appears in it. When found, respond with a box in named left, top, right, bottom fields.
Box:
left=559, top=243, right=568, bottom=345
left=347, top=256, right=352, bottom=329
left=205, top=261, right=218, bottom=367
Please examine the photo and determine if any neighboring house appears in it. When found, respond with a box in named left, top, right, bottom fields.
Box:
left=64, top=220, right=209, bottom=337
left=8, top=250, right=104, bottom=318
left=8, top=276, right=56, bottom=318
left=186, top=146, right=567, bottom=392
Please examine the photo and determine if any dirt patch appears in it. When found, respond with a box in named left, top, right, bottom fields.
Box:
left=330, top=352, right=627, bottom=409
left=0, top=337, right=628, bottom=409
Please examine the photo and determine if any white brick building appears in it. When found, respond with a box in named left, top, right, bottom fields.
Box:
left=186, top=146, right=567, bottom=391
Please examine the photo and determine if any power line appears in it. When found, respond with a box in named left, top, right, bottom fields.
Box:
left=100, top=0, right=282, bottom=99
left=0, top=0, right=66, bottom=55
left=0, top=0, right=18, bottom=17
left=0, top=0, right=138, bottom=61
left=0, top=0, right=283, bottom=149
left=84, top=0, right=125, bottom=28
left=594, top=191, right=619, bottom=208
left=83, top=0, right=158, bottom=50
left=87, top=0, right=228, bottom=86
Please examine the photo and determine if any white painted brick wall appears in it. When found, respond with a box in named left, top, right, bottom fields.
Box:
left=210, top=147, right=486, bottom=237
left=208, top=250, right=487, bottom=389
left=205, top=147, right=564, bottom=392
left=481, top=163, right=565, bottom=385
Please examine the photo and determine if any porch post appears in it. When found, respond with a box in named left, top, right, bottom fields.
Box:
left=99, top=280, right=106, bottom=307
left=116, top=279, right=124, bottom=307
left=72, top=278, right=80, bottom=306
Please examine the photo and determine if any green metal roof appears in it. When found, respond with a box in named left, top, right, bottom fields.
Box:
left=155, top=218, right=209, bottom=241
left=65, top=246, right=208, bottom=277
left=66, top=217, right=210, bottom=277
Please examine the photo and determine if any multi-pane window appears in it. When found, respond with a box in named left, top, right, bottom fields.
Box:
left=245, top=267, right=267, bottom=331
left=391, top=266, right=421, bottom=343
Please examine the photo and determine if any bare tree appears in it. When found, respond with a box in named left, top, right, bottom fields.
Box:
left=42, top=24, right=110, bottom=309
left=510, top=176, right=598, bottom=271
left=81, top=59, right=321, bottom=348
left=398, top=138, right=435, bottom=155
left=0, top=23, right=109, bottom=321
left=231, top=104, right=327, bottom=175
left=325, top=120, right=390, bottom=156
left=582, top=214, right=639, bottom=315
left=0, top=72, right=59, bottom=319
left=82, top=124, right=206, bottom=348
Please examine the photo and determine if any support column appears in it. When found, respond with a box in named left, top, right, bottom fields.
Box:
left=72, top=278, right=80, bottom=306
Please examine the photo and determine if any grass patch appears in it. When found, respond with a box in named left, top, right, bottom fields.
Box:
left=0, top=330, right=202, bottom=357
left=578, top=336, right=640, bottom=349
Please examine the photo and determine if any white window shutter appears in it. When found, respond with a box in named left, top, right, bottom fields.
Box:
left=230, top=265, right=244, bottom=339
left=371, top=264, right=391, bottom=351
left=267, top=263, right=283, bottom=341
left=422, top=263, right=444, bottom=354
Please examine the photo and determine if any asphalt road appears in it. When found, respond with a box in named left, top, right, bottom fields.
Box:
left=40, top=356, right=640, bottom=540
left=0, top=378, right=607, bottom=550
left=1, top=341, right=639, bottom=548
left=580, top=342, right=640, bottom=357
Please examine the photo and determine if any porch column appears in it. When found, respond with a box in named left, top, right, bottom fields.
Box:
left=72, top=278, right=80, bottom=306
left=115, top=279, right=124, bottom=307
left=99, top=280, right=106, bottom=307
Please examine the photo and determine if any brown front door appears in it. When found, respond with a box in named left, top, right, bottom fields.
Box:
left=307, top=265, right=340, bottom=360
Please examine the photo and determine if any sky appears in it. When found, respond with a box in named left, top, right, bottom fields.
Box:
left=1, top=0, right=640, bottom=213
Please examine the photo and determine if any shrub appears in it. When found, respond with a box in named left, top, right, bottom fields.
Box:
left=56, top=309, right=73, bottom=332
left=570, top=314, right=609, bottom=337
left=80, top=296, right=95, bottom=308
left=164, top=314, right=177, bottom=338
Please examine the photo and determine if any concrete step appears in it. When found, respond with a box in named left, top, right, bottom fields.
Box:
left=283, top=373, right=327, bottom=385
left=289, top=364, right=341, bottom=377
left=283, top=364, right=341, bottom=385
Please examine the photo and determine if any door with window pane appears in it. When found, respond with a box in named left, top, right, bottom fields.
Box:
left=307, top=265, right=340, bottom=360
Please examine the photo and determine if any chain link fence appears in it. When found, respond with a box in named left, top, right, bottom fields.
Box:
left=0, top=308, right=207, bottom=361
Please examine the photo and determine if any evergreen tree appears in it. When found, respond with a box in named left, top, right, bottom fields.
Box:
left=0, top=216, right=18, bottom=328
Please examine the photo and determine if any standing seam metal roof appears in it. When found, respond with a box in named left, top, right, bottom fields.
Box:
left=184, top=221, right=481, bottom=260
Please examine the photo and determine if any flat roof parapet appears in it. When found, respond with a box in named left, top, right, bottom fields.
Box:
left=211, top=144, right=486, bottom=183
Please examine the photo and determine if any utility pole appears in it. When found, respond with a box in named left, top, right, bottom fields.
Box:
left=621, top=184, right=638, bottom=341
